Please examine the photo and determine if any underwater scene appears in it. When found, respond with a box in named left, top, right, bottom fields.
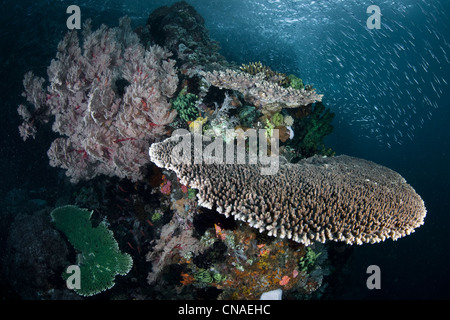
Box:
left=0, top=0, right=449, bottom=304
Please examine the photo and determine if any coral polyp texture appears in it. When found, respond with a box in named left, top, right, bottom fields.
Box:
left=17, top=17, right=178, bottom=183
left=51, top=205, right=133, bottom=296
left=202, top=68, right=323, bottom=114
left=149, top=133, right=427, bottom=245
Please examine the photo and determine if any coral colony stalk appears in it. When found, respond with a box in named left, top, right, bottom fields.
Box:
left=17, top=17, right=178, bottom=183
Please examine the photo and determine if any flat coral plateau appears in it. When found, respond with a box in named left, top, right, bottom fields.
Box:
left=149, top=133, right=426, bottom=246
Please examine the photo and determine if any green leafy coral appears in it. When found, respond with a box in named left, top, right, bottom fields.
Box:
left=264, top=119, right=275, bottom=138
left=298, top=247, right=322, bottom=273
left=271, top=112, right=284, bottom=127
left=287, top=74, right=304, bottom=90
left=151, top=212, right=162, bottom=222
left=172, top=86, right=199, bottom=122
left=194, top=268, right=213, bottom=283
left=51, top=205, right=133, bottom=296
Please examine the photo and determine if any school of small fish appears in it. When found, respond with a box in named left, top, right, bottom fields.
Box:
left=203, top=0, right=449, bottom=147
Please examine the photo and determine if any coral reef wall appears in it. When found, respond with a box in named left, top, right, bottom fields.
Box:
left=8, top=1, right=428, bottom=301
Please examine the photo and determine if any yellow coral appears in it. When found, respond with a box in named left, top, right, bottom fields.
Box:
left=189, top=116, right=208, bottom=133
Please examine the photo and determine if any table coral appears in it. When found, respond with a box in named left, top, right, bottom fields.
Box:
left=150, top=133, right=427, bottom=246
left=203, top=68, right=323, bottom=114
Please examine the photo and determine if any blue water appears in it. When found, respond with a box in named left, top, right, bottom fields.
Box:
left=1, top=0, right=449, bottom=299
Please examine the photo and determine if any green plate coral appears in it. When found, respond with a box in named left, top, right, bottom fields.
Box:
left=51, top=205, right=133, bottom=296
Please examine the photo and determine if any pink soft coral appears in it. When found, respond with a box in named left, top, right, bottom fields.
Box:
left=18, top=17, right=178, bottom=183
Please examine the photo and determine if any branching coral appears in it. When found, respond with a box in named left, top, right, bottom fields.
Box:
left=17, top=17, right=179, bottom=183
left=202, top=93, right=240, bottom=142
left=298, top=247, right=322, bottom=272
left=146, top=193, right=205, bottom=285
left=240, top=61, right=290, bottom=87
